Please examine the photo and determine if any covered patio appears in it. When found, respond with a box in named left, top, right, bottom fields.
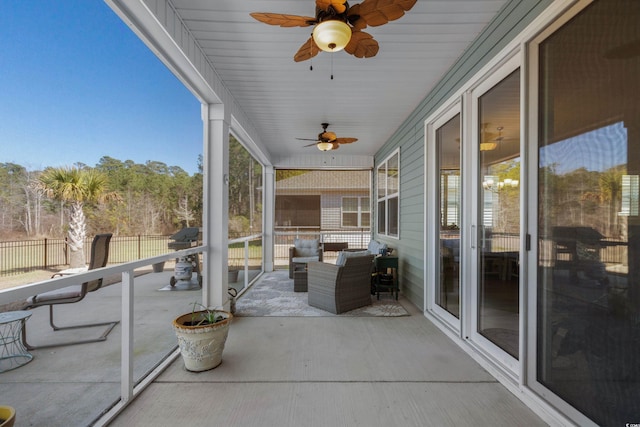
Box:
left=3, top=0, right=637, bottom=425
left=1, top=270, right=544, bottom=426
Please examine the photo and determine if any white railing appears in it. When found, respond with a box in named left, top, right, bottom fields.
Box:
left=228, top=234, right=263, bottom=296
left=2, top=246, right=204, bottom=426
left=273, top=229, right=371, bottom=268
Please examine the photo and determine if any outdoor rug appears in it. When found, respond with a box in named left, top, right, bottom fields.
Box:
left=235, top=270, right=410, bottom=317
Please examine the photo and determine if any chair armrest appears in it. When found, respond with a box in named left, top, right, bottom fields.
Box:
left=51, top=266, right=88, bottom=278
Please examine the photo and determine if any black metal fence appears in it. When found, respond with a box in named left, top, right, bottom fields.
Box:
left=0, top=235, right=172, bottom=277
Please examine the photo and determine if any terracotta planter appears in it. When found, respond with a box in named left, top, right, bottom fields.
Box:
left=0, top=406, right=15, bottom=427
left=152, top=261, right=165, bottom=273
left=172, top=310, right=232, bottom=372
left=228, top=269, right=239, bottom=282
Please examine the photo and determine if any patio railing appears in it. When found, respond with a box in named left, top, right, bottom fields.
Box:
left=228, top=234, right=263, bottom=296
left=2, top=233, right=266, bottom=426
left=0, top=235, right=171, bottom=277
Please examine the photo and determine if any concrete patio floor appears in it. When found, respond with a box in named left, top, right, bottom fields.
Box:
left=1, top=271, right=547, bottom=426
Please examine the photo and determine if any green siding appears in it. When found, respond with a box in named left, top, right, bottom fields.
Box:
left=373, top=0, right=554, bottom=310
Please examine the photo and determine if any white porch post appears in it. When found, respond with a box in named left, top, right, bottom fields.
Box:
left=263, top=165, right=275, bottom=272
left=202, top=103, right=230, bottom=309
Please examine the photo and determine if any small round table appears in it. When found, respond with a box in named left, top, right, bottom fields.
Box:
left=0, top=311, right=33, bottom=372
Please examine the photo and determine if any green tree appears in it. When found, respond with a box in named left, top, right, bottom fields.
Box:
left=39, top=166, right=120, bottom=268
left=229, top=136, right=262, bottom=237
left=0, top=163, right=28, bottom=235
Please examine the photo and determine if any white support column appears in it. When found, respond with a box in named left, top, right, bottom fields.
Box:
left=202, top=103, right=230, bottom=309
left=120, top=269, right=134, bottom=402
left=263, top=165, right=275, bottom=272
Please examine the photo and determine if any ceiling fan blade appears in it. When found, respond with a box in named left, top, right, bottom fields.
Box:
left=331, top=142, right=340, bottom=150
left=321, top=131, right=337, bottom=142
left=294, top=37, right=320, bottom=62
left=296, top=137, right=319, bottom=141
left=303, top=142, right=320, bottom=147
left=335, top=137, right=358, bottom=144
left=316, top=0, right=348, bottom=14
left=250, top=12, right=316, bottom=27
left=346, top=4, right=367, bottom=30
left=352, top=0, right=417, bottom=27
left=345, top=31, right=379, bottom=58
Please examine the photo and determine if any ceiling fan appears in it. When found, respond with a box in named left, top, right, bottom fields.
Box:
left=480, top=126, right=503, bottom=151
left=297, top=123, right=358, bottom=151
left=250, top=0, right=417, bottom=62
left=480, top=125, right=519, bottom=151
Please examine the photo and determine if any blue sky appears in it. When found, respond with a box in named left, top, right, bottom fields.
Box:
left=0, top=1, right=202, bottom=175
left=539, top=121, right=627, bottom=175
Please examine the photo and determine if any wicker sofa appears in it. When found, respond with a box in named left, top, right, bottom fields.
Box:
left=307, top=254, right=375, bottom=314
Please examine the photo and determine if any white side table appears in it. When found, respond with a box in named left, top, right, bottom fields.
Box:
left=0, top=311, right=33, bottom=372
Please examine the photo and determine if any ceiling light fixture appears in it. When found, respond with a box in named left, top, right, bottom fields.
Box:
left=316, top=141, right=334, bottom=151
left=312, top=20, right=352, bottom=52
left=480, top=141, right=498, bottom=151
left=480, top=126, right=503, bottom=151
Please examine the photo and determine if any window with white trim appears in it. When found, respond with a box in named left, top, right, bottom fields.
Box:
left=377, top=149, right=399, bottom=237
left=341, top=196, right=370, bottom=227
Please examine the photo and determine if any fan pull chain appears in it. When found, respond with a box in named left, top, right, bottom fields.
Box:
left=309, top=35, right=314, bottom=71
left=331, top=53, right=334, bottom=80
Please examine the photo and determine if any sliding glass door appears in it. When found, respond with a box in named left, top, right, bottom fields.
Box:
left=470, top=59, right=521, bottom=368
left=532, top=1, right=640, bottom=424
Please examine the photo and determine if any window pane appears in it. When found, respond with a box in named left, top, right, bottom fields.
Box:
left=377, top=165, right=386, bottom=199
left=361, top=197, right=370, bottom=212
left=377, top=200, right=386, bottom=234
left=388, top=153, right=399, bottom=194
left=342, top=197, right=358, bottom=212
left=537, top=1, right=640, bottom=425
left=343, top=213, right=358, bottom=227
left=388, top=196, right=398, bottom=237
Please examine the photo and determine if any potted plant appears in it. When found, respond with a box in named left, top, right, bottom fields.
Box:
left=172, top=303, right=232, bottom=372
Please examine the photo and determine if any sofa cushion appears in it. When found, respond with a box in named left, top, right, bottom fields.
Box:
left=26, top=285, right=84, bottom=305
left=294, top=238, right=320, bottom=257
left=367, top=240, right=388, bottom=256
left=292, top=256, right=320, bottom=264
left=336, top=250, right=369, bottom=266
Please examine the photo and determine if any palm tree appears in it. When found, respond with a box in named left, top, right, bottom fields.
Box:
left=39, top=166, right=119, bottom=268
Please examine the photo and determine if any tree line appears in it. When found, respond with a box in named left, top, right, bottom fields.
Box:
left=1, top=135, right=264, bottom=242
left=0, top=157, right=203, bottom=240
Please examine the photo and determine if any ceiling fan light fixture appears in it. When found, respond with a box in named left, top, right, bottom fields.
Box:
left=313, top=20, right=352, bottom=52
left=479, top=142, right=497, bottom=151
left=317, top=141, right=334, bottom=151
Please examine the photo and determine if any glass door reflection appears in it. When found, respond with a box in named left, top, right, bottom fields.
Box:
left=437, top=114, right=461, bottom=318
left=477, top=69, right=521, bottom=358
